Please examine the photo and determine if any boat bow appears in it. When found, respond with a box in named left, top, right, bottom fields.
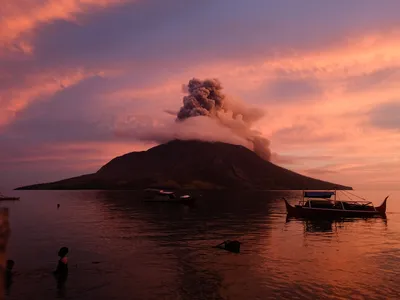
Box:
left=283, top=198, right=297, bottom=215
left=375, top=195, right=389, bottom=214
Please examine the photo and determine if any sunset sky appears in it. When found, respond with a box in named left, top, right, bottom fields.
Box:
left=1, top=0, right=400, bottom=190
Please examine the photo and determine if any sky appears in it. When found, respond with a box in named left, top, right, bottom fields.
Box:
left=1, top=0, right=400, bottom=190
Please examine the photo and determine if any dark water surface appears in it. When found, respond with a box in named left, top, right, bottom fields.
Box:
left=2, top=190, right=400, bottom=299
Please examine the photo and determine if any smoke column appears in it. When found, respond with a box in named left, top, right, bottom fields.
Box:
left=176, top=78, right=271, bottom=161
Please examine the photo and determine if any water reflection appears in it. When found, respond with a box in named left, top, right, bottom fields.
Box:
left=94, top=190, right=277, bottom=240
left=304, top=219, right=335, bottom=233
left=93, top=190, right=280, bottom=300
left=286, top=216, right=388, bottom=234
left=3, top=190, right=400, bottom=299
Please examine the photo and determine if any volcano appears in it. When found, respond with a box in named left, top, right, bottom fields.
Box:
left=15, top=140, right=351, bottom=190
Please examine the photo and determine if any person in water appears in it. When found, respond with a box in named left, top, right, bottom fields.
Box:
left=53, top=247, right=69, bottom=289
left=5, top=259, right=15, bottom=294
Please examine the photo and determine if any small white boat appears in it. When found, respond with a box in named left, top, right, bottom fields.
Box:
left=144, top=190, right=194, bottom=203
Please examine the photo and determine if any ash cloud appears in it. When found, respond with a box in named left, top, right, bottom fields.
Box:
left=176, top=78, right=271, bottom=160
left=115, top=78, right=272, bottom=160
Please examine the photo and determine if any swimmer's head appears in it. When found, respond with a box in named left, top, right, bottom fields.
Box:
left=58, top=247, right=69, bottom=257
left=6, top=260, right=14, bottom=270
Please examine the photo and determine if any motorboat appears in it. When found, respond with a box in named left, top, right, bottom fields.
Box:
left=283, top=190, right=388, bottom=219
left=144, top=189, right=194, bottom=203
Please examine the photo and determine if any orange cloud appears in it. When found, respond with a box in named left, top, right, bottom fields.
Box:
left=0, top=0, right=131, bottom=54
left=0, top=69, right=99, bottom=129
left=105, top=81, right=181, bottom=103
left=209, top=30, right=400, bottom=98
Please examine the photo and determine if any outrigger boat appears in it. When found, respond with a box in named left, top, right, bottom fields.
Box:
left=283, top=190, right=388, bottom=218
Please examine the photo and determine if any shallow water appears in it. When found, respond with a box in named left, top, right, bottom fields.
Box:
left=2, top=189, right=400, bottom=299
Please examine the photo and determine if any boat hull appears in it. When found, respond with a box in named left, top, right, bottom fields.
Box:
left=144, top=197, right=195, bottom=203
left=284, top=197, right=388, bottom=219
left=143, top=189, right=194, bottom=203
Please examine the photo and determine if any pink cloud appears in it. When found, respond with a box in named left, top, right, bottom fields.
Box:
left=0, top=0, right=131, bottom=53
left=0, top=70, right=96, bottom=128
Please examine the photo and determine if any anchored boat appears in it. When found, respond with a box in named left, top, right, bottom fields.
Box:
left=283, top=190, right=388, bottom=218
left=144, top=189, right=194, bottom=203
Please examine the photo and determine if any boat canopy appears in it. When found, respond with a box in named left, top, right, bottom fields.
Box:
left=304, top=191, right=335, bottom=198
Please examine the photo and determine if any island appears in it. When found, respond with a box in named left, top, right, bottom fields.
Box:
left=16, top=140, right=352, bottom=190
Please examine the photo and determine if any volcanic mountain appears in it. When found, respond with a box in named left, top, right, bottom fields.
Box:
left=16, top=140, right=351, bottom=190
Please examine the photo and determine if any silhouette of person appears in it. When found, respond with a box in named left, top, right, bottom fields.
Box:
left=53, top=247, right=69, bottom=292
left=5, top=259, right=14, bottom=295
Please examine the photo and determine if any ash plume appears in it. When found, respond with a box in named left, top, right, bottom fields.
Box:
left=176, top=78, right=271, bottom=161
left=114, top=78, right=272, bottom=161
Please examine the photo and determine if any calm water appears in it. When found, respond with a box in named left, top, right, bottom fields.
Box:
left=2, top=189, right=400, bottom=299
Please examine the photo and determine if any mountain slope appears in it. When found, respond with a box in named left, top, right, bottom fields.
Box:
left=16, top=140, right=352, bottom=190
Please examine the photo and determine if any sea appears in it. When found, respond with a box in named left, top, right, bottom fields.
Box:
left=1, top=189, right=399, bottom=300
